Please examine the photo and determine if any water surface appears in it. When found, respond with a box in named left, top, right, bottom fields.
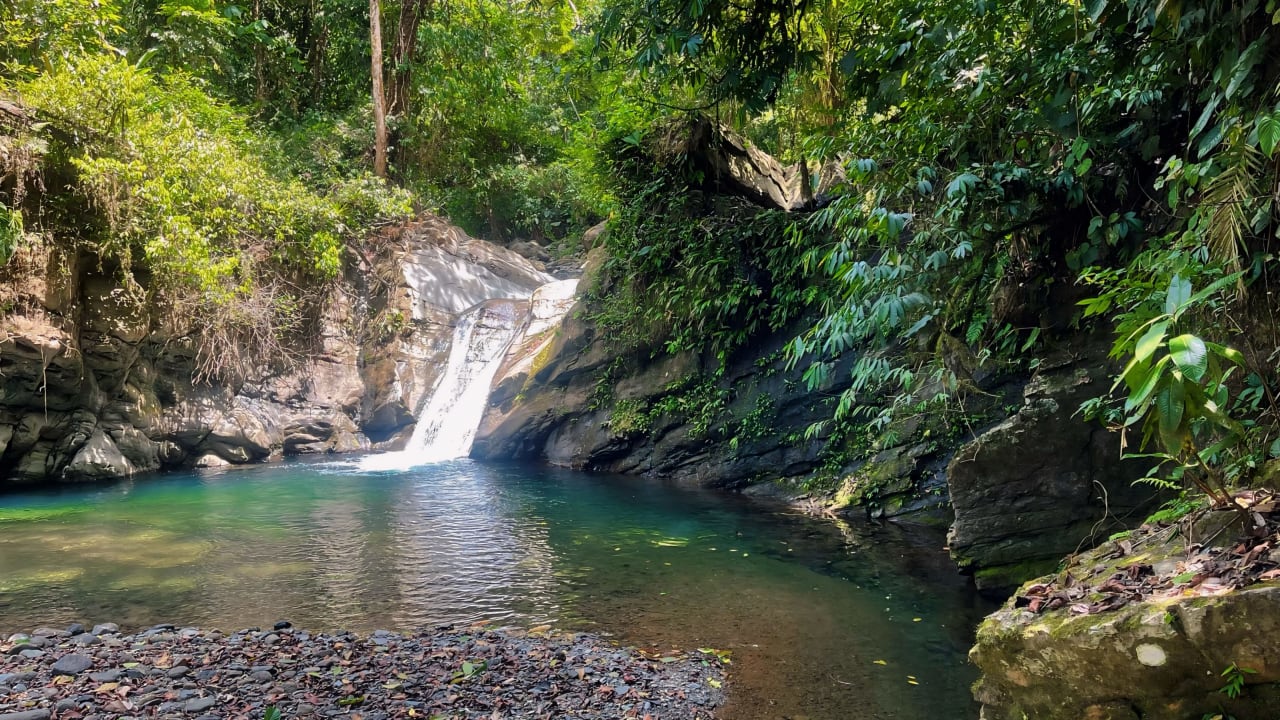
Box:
left=0, top=458, right=988, bottom=719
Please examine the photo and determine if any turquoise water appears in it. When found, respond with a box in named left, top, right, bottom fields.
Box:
left=0, top=457, right=988, bottom=718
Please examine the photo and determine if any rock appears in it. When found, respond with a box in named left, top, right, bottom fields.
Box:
left=0, top=710, right=51, bottom=720
left=62, top=429, right=136, bottom=481
left=183, top=697, right=216, bottom=713
left=69, top=633, right=100, bottom=646
left=65, top=623, right=85, bottom=635
left=973, top=581, right=1280, bottom=720
left=90, top=623, right=119, bottom=635
left=51, top=653, right=94, bottom=675
left=166, top=665, right=189, bottom=678
left=947, top=348, right=1160, bottom=596
left=508, top=240, right=550, bottom=264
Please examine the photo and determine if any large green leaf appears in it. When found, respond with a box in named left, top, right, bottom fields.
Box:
left=1169, top=333, right=1208, bottom=382
left=1259, top=112, right=1280, bottom=158
left=1125, top=356, right=1169, bottom=413
left=1116, top=356, right=1151, bottom=394
left=1134, top=320, right=1168, bottom=363
left=1164, top=274, right=1192, bottom=315
left=1156, top=379, right=1186, bottom=455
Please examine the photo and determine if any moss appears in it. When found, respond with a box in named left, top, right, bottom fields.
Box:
left=974, top=558, right=1060, bottom=590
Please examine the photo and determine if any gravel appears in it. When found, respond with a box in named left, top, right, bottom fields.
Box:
left=0, top=623, right=725, bottom=719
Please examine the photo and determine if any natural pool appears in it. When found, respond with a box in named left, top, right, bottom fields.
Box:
left=0, top=457, right=990, bottom=719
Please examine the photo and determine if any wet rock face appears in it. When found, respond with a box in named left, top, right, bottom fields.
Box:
left=947, top=348, right=1159, bottom=597
left=972, top=580, right=1280, bottom=720
left=472, top=279, right=856, bottom=492
left=0, top=215, right=554, bottom=485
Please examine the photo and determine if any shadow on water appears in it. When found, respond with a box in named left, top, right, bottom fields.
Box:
left=0, top=457, right=992, bottom=719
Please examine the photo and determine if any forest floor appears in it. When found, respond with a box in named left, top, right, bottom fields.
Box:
left=0, top=623, right=724, bottom=720
left=1013, top=491, right=1280, bottom=616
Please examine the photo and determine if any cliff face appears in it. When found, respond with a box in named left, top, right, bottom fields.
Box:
left=0, top=215, right=552, bottom=487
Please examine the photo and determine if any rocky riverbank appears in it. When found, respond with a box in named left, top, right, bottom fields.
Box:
left=0, top=624, right=725, bottom=720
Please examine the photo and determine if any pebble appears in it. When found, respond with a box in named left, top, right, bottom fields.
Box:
left=50, top=654, right=93, bottom=675
left=183, top=697, right=217, bottom=713
left=0, top=624, right=725, bottom=720
left=90, top=624, right=119, bottom=636
left=69, top=633, right=100, bottom=646
left=0, top=710, right=51, bottom=720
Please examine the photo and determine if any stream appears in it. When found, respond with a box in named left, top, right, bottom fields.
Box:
left=0, top=457, right=990, bottom=719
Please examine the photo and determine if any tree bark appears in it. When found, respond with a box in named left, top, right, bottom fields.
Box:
left=254, top=0, right=267, bottom=105
left=388, top=0, right=431, bottom=118
left=370, top=0, right=388, bottom=177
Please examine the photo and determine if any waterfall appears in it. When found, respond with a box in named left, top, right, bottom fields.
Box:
left=360, top=301, right=521, bottom=471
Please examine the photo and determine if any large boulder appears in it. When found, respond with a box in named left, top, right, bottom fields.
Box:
left=947, top=346, right=1159, bottom=596
left=972, top=527, right=1280, bottom=720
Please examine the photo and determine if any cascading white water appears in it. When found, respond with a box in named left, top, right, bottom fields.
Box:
left=360, top=301, right=520, bottom=471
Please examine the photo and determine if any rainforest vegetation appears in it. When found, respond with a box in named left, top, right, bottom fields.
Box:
left=5, top=0, right=1280, bottom=505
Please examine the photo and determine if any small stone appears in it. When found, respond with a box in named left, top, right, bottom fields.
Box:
left=70, top=632, right=101, bottom=646
left=167, top=665, right=190, bottom=678
left=273, top=621, right=292, bottom=631
left=66, top=623, right=85, bottom=635
left=55, top=698, right=79, bottom=712
left=51, top=653, right=94, bottom=675
left=89, top=670, right=123, bottom=682
left=262, top=634, right=280, bottom=645
left=183, top=697, right=217, bottom=713
left=18, top=649, right=45, bottom=659
left=31, top=628, right=64, bottom=638
left=0, top=710, right=52, bottom=720
left=91, top=623, right=119, bottom=635
left=1135, top=643, right=1167, bottom=667
left=251, top=670, right=274, bottom=683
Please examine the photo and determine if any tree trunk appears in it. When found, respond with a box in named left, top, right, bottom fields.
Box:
left=370, top=0, right=388, bottom=177
left=254, top=0, right=267, bottom=105
left=388, top=0, right=431, bottom=118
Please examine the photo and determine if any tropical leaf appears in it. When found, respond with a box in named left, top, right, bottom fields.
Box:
left=1168, top=334, right=1208, bottom=382
left=1164, top=275, right=1191, bottom=315
left=1134, top=321, right=1168, bottom=363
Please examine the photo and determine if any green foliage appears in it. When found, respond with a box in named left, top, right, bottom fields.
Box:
left=0, top=0, right=124, bottom=79
left=1219, top=663, right=1256, bottom=700
left=599, top=0, right=1280, bottom=502
left=15, top=54, right=410, bottom=379
left=0, top=203, right=21, bottom=265
left=1144, top=494, right=1200, bottom=526
left=1100, top=276, right=1247, bottom=505
left=397, top=0, right=611, bottom=244
left=590, top=121, right=820, bottom=364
